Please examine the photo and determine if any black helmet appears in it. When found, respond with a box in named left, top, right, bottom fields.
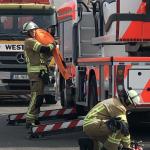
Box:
left=119, top=90, right=140, bottom=107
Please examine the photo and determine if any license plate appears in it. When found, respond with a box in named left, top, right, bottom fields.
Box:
left=12, top=74, right=29, bottom=80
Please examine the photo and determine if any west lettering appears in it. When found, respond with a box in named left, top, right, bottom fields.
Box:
left=5, top=44, right=24, bottom=50
left=12, top=45, right=16, bottom=50
left=5, top=45, right=12, bottom=50
left=17, top=45, right=21, bottom=50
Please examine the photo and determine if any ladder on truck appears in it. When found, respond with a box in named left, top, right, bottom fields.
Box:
left=7, top=107, right=84, bottom=138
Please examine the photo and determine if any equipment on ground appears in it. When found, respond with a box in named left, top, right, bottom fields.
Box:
left=78, top=137, right=144, bottom=150
left=119, top=141, right=144, bottom=150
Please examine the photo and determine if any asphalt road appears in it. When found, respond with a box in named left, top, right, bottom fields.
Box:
left=0, top=100, right=150, bottom=150
left=0, top=101, right=84, bottom=150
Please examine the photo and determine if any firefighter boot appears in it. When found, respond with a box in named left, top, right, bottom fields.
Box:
left=78, top=137, right=94, bottom=150
left=26, top=120, right=40, bottom=129
left=26, top=122, right=35, bottom=129
left=34, top=119, right=40, bottom=125
left=26, top=112, right=40, bottom=129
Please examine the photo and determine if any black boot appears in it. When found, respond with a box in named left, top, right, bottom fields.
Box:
left=34, top=119, right=40, bottom=125
left=26, top=122, right=34, bottom=129
left=26, top=120, right=40, bottom=129
left=78, top=137, right=94, bottom=150
left=26, top=122, right=31, bottom=129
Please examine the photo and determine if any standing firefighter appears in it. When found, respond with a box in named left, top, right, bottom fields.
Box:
left=22, top=21, right=56, bottom=128
left=83, top=90, right=141, bottom=150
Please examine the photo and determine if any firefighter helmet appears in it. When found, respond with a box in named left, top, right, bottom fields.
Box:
left=22, top=21, right=39, bottom=33
left=119, top=90, right=140, bottom=106
left=127, top=90, right=140, bottom=105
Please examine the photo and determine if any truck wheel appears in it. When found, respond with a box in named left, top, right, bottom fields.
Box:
left=44, top=95, right=56, bottom=104
left=60, top=76, right=74, bottom=107
left=76, top=104, right=86, bottom=116
left=88, top=75, right=98, bottom=111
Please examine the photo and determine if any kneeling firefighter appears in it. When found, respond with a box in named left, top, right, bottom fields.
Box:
left=22, top=21, right=56, bottom=128
left=83, top=90, right=141, bottom=150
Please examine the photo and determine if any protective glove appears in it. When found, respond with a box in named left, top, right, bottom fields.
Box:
left=106, top=117, right=122, bottom=132
left=39, top=70, right=50, bottom=85
left=46, top=42, right=56, bottom=53
left=106, top=117, right=129, bottom=136
left=119, top=121, right=130, bottom=136
left=50, top=40, right=58, bottom=49
left=54, top=40, right=59, bottom=45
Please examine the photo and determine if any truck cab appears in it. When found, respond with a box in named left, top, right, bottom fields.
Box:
left=0, top=2, right=57, bottom=101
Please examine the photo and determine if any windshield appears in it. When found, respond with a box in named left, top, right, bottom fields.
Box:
left=0, top=15, right=53, bottom=40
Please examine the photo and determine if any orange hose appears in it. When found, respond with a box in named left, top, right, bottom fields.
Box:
left=35, top=28, right=71, bottom=80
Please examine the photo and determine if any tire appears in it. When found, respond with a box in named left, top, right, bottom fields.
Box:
left=44, top=94, right=56, bottom=104
left=60, top=76, right=74, bottom=107
left=88, top=75, right=98, bottom=111
left=76, top=104, right=86, bottom=116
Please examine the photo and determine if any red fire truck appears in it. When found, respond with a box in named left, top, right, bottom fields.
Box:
left=55, top=0, right=150, bottom=125
left=6, top=0, right=150, bottom=134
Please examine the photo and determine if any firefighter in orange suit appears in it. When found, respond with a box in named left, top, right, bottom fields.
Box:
left=22, top=21, right=56, bottom=128
left=83, top=90, right=141, bottom=150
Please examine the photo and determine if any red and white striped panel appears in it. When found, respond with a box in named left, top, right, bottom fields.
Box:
left=113, top=62, right=150, bottom=104
left=9, top=107, right=77, bottom=121
left=103, top=0, right=149, bottom=41
left=32, top=119, right=83, bottom=134
left=9, top=113, right=26, bottom=121
left=38, top=107, right=77, bottom=118
left=119, top=0, right=142, bottom=40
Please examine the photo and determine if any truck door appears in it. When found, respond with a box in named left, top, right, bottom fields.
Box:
left=128, top=67, right=150, bottom=104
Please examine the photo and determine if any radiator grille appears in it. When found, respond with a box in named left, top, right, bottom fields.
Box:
left=0, top=52, right=30, bottom=94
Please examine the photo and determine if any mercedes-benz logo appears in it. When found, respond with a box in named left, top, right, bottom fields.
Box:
left=16, top=53, right=25, bottom=64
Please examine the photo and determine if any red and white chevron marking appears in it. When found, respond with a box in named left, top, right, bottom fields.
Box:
left=9, top=113, right=26, bottom=121
left=38, top=107, right=77, bottom=118
left=9, top=107, right=77, bottom=121
left=32, top=119, right=83, bottom=133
